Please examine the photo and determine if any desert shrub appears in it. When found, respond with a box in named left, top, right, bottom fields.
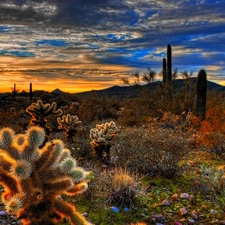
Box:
left=112, top=112, right=193, bottom=178
left=77, top=94, right=120, bottom=124
left=195, top=163, right=225, bottom=197
left=87, top=167, right=143, bottom=208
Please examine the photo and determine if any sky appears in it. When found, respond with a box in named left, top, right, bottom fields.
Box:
left=0, top=0, right=225, bottom=93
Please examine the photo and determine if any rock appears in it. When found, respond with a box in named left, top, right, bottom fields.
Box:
left=161, top=199, right=170, bottom=206
left=174, top=220, right=183, bottom=225
left=188, top=219, right=195, bottom=224
left=152, top=214, right=165, bottom=222
left=82, top=212, right=88, bottom=217
left=189, top=195, right=195, bottom=201
left=180, top=193, right=189, bottom=199
left=210, top=209, right=217, bottom=214
left=0, top=211, right=9, bottom=216
left=172, top=193, right=179, bottom=200
left=180, top=207, right=188, bottom=215
left=191, top=211, right=198, bottom=220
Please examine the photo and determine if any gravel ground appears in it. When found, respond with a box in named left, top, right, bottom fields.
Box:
left=0, top=202, right=21, bottom=225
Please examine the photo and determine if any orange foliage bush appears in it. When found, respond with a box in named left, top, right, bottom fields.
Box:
left=198, top=106, right=225, bottom=155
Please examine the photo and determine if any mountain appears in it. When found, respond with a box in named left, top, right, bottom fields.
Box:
left=51, top=88, right=68, bottom=95
left=73, top=78, right=225, bottom=99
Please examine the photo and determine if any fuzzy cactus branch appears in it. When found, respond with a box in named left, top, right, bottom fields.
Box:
left=57, top=114, right=83, bottom=143
left=90, top=121, right=118, bottom=164
left=0, top=126, right=92, bottom=225
left=26, top=100, right=63, bottom=141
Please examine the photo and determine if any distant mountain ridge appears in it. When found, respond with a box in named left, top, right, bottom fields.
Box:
left=71, top=78, right=225, bottom=99
left=1, top=78, right=224, bottom=98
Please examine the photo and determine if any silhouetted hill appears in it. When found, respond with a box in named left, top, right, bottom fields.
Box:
left=1, top=79, right=224, bottom=100
left=73, top=79, right=225, bottom=99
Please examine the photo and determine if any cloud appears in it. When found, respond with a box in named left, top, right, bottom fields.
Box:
left=0, top=0, right=225, bottom=92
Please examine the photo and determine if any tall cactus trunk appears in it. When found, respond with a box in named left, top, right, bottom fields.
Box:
left=166, top=44, right=172, bottom=85
left=13, top=83, right=16, bottom=97
left=29, top=83, right=32, bottom=102
left=184, top=81, right=190, bottom=113
left=195, top=69, right=207, bottom=120
left=162, top=58, right=166, bottom=84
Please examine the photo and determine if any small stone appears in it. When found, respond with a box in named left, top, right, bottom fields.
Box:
left=162, top=199, right=170, bottom=206
left=152, top=214, right=165, bottom=222
left=210, top=209, right=217, bottom=214
left=189, top=195, right=194, bottom=201
left=180, top=207, right=188, bottom=215
left=0, top=211, right=9, bottom=216
left=188, top=219, right=195, bottom=224
left=174, top=220, right=183, bottom=225
left=172, top=193, right=179, bottom=200
left=82, top=212, right=88, bottom=217
left=180, top=193, right=189, bottom=199
left=191, top=211, right=198, bottom=220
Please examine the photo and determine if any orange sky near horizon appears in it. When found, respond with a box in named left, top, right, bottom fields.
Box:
left=0, top=55, right=137, bottom=93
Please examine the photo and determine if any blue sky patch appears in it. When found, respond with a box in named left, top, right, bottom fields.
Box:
left=0, top=50, right=35, bottom=57
left=0, top=25, right=10, bottom=33
left=35, top=39, right=67, bottom=47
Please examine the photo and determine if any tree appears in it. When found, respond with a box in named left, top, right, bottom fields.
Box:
left=142, top=67, right=156, bottom=83
left=120, top=77, right=130, bottom=85
left=181, top=70, right=193, bottom=80
left=172, top=67, right=179, bottom=80
left=133, top=70, right=140, bottom=85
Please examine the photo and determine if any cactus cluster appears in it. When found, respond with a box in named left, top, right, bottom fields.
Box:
left=90, top=121, right=118, bottom=163
left=26, top=100, right=63, bottom=140
left=57, top=114, right=83, bottom=142
left=0, top=126, right=92, bottom=225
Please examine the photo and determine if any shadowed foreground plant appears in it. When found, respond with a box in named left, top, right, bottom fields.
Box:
left=26, top=100, right=63, bottom=141
left=57, top=114, right=83, bottom=143
left=0, top=126, right=93, bottom=225
left=90, top=121, right=118, bottom=164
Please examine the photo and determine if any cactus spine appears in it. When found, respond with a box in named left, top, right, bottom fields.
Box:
left=195, top=69, right=207, bottom=120
left=162, top=57, right=166, bottom=84
left=166, top=44, right=172, bottom=85
left=0, top=126, right=92, bottom=225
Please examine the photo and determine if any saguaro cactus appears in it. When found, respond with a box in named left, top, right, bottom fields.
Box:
left=0, top=126, right=93, bottom=225
left=166, top=44, right=172, bottom=85
left=162, top=57, right=166, bottom=84
left=29, top=83, right=32, bottom=102
left=195, top=69, right=207, bottom=120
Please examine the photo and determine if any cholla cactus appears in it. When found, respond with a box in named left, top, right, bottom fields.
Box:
left=57, top=114, right=83, bottom=143
left=26, top=100, right=63, bottom=140
left=90, top=121, right=117, bottom=164
left=0, top=126, right=92, bottom=225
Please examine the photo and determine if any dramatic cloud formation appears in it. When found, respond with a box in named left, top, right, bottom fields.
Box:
left=0, top=0, right=224, bottom=92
